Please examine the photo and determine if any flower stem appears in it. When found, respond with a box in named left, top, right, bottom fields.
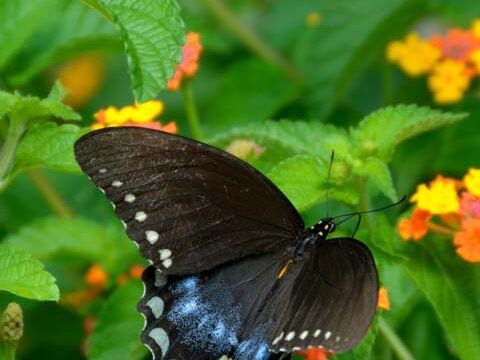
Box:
left=378, top=317, right=416, bottom=360
left=26, top=168, right=74, bottom=219
left=3, top=342, right=17, bottom=360
left=0, top=118, right=25, bottom=191
left=181, top=81, right=202, bottom=140
left=428, top=221, right=456, bottom=236
left=199, top=0, right=302, bottom=81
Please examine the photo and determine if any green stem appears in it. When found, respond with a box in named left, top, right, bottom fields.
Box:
left=2, top=341, right=17, bottom=360
left=0, top=118, right=25, bottom=191
left=181, top=81, right=202, bottom=140
left=26, top=168, right=74, bottom=219
left=200, top=0, right=302, bottom=82
left=378, top=317, right=416, bottom=360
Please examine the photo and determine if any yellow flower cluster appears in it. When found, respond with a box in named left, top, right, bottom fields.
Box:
left=399, top=169, right=480, bottom=263
left=92, top=100, right=177, bottom=133
left=387, top=20, right=480, bottom=104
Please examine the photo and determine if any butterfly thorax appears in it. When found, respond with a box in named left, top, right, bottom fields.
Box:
left=295, top=218, right=336, bottom=257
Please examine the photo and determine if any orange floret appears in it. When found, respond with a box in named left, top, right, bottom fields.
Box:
left=454, top=218, right=480, bottom=262
left=84, top=264, right=108, bottom=290
left=398, top=208, right=431, bottom=241
left=296, top=348, right=331, bottom=360
left=377, top=287, right=391, bottom=311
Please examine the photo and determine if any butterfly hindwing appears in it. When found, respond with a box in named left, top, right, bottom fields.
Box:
left=139, top=253, right=294, bottom=360
left=269, top=237, right=378, bottom=353
left=74, top=127, right=303, bottom=275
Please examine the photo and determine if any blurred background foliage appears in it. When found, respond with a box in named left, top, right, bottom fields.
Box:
left=0, top=0, right=480, bottom=360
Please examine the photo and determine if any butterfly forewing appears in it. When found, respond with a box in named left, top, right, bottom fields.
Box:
left=269, top=238, right=378, bottom=353
left=74, top=127, right=303, bottom=275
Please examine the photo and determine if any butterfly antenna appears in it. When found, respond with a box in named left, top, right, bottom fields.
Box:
left=325, top=150, right=335, bottom=218
left=334, top=195, right=406, bottom=223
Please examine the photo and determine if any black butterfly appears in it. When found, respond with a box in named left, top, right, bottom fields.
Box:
left=74, top=127, right=379, bottom=360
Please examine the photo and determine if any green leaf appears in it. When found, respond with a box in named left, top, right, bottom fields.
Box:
left=0, top=86, right=80, bottom=126
left=301, top=0, right=424, bottom=119
left=8, top=0, right=118, bottom=86
left=85, top=0, right=185, bottom=101
left=0, top=245, right=59, bottom=301
left=205, top=59, right=298, bottom=128
left=267, top=155, right=358, bottom=212
left=0, top=0, right=57, bottom=70
left=208, top=120, right=352, bottom=172
left=88, top=280, right=147, bottom=360
left=14, top=122, right=88, bottom=174
left=400, top=236, right=480, bottom=360
left=351, top=105, right=466, bottom=161
left=2, top=217, right=139, bottom=272
left=352, top=157, right=398, bottom=201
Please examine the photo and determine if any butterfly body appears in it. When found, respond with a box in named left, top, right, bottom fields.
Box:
left=75, top=127, right=379, bottom=360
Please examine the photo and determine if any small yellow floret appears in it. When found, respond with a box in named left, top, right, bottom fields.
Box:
left=428, top=60, right=470, bottom=104
left=464, top=168, right=480, bottom=197
left=411, top=176, right=459, bottom=214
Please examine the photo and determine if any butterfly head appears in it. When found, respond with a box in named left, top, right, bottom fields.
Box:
left=311, top=218, right=336, bottom=239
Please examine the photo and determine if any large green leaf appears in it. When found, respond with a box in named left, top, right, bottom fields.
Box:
left=0, top=245, right=59, bottom=301
left=400, top=236, right=480, bottom=360
left=351, top=105, right=466, bottom=161
left=88, top=280, right=147, bottom=360
left=2, top=217, right=139, bottom=272
left=301, top=0, right=423, bottom=120
left=13, top=122, right=88, bottom=174
left=0, top=0, right=57, bottom=70
left=8, top=0, right=118, bottom=86
left=352, top=157, right=398, bottom=201
left=267, top=155, right=358, bottom=212
left=208, top=120, right=352, bottom=172
left=205, top=59, right=298, bottom=128
left=83, top=0, right=185, bottom=101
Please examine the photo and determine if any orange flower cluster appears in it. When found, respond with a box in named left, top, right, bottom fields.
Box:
left=91, top=100, right=178, bottom=133
left=398, top=169, right=480, bottom=262
left=58, top=53, right=105, bottom=108
left=167, top=32, right=203, bottom=91
left=387, top=20, right=480, bottom=104
left=117, top=264, right=145, bottom=285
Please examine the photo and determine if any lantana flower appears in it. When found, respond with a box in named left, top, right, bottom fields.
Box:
left=398, top=169, right=480, bottom=262
left=167, top=32, right=203, bottom=91
left=386, top=20, right=480, bottom=104
left=92, top=100, right=178, bottom=133
left=58, top=54, right=105, bottom=108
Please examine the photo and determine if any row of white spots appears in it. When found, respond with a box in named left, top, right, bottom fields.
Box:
left=149, top=328, right=169, bottom=357
left=272, top=329, right=338, bottom=345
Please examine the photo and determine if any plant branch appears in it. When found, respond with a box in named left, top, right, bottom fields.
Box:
left=0, top=118, right=25, bottom=191
left=378, top=317, right=416, bottom=360
left=200, top=0, right=302, bottom=81
left=26, top=168, right=74, bottom=219
left=181, top=81, right=202, bottom=140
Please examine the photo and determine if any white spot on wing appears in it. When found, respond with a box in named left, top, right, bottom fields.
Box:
left=272, top=332, right=284, bottom=345
left=154, top=269, right=167, bottom=287
left=145, top=230, right=159, bottom=244
left=99, top=168, right=107, bottom=174
left=149, top=327, right=169, bottom=356
left=336, top=336, right=341, bottom=342
left=300, top=330, right=309, bottom=340
left=112, top=180, right=123, bottom=187
left=314, top=329, right=321, bottom=338
left=124, top=193, right=136, bottom=203
left=159, top=249, right=171, bottom=260
left=325, top=331, right=332, bottom=340
left=135, top=211, right=147, bottom=222
left=285, top=331, right=295, bottom=341
left=146, top=297, right=164, bottom=319
left=162, top=258, right=172, bottom=268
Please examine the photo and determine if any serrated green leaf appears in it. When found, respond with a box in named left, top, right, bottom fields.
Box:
left=353, top=157, right=398, bottom=201
left=0, top=245, right=59, bottom=301
left=85, top=0, right=185, bottom=101
left=301, top=0, right=423, bottom=120
left=88, top=280, right=147, bottom=360
left=399, top=236, right=480, bottom=360
left=208, top=120, right=352, bottom=172
left=267, top=155, right=358, bottom=212
left=2, top=217, right=140, bottom=272
left=351, top=105, right=466, bottom=161
left=205, top=59, right=299, bottom=128
left=13, top=122, right=88, bottom=174
left=8, top=0, right=119, bottom=86
left=0, top=87, right=80, bottom=126
left=0, top=0, right=57, bottom=70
